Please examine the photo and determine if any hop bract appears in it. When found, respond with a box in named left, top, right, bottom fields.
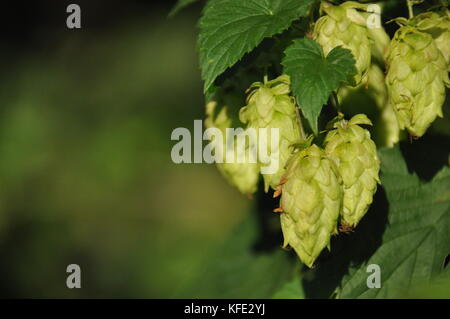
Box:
left=325, top=114, right=380, bottom=229
left=239, top=75, right=301, bottom=192
left=411, top=10, right=450, bottom=70
left=313, top=1, right=371, bottom=85
left=205, top=102, right=260, bottom=195
left=279, top=144, right=342, bottom=268
left=385, top=25, right=448, bottom=138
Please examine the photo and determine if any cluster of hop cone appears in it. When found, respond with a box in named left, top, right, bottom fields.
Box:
left=205, top=1, right=449, bottom=268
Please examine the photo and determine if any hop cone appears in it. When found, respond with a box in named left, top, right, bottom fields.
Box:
left=313, top=1, right=371, bottom=85
left=338, top=64, right=401, bottom=147
left=365, top=27, right=401, bottom=147
left=205, top=102, right=259, bottom=195
left=239, top=75, right=301, bottom=192
left=385, top=25, right=448, bottom=138
left=378, top=102, right=401, bottom=148
left=279, top=144, right=342, bottom=268
left=366, top=65, right=401, bottom=148
left=412, top=10, right=450, bottom=69
left=325, top=114, right=380, bottom=229
left=366, top=21, right=391, bottom=65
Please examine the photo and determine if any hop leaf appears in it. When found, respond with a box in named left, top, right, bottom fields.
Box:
left=198, top=0, right=315, bottom=92
left=279, top=144, right=343, bottom=268
left=282, top=38, right=357, bottom=134
left=240, top=75, right=301, bottom=192
left=324, top=114, right=380, bottom=229
left=385, top=25, right=448, bottom=138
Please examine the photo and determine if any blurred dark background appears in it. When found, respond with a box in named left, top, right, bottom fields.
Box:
left=0, top=0, right=254, bottom=298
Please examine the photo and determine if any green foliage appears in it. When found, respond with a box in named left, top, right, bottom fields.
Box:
left=175, top=147, right=449, bottom=299
left=336, top=147, right=450, bottom=298
left=301, top=146, right=450, bottom=298
left=282, top=38, right=356, bottom=133
left=179, top=0, right=450, bottom=299
left=198, top=0, right=314, bottom=92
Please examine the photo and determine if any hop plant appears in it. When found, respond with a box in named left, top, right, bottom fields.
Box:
left=313, top=1, right=372, bottom=85
left=385, top=25, right=449, bottom=138
left=364, top=25, right=401, bottom=148
left=239, top=75, right=301, bottom=192
left=378, top=102, right=401, bottom=148
left=338, top=64, right=401, bottom=147
left=324, top=114, right=380, bottom=229
left=205, top=102, right=260, bottom=195
left=365, top=63, right=401, bottom=148
left=366, top=64, right=388, bottom=108
left=367, top=23, right=391, bottom=65
left=277, top=143, right=343, bottom=268
left=411, top=10, right=450, bottom=69
left=172, top=0, right=450, bottom=287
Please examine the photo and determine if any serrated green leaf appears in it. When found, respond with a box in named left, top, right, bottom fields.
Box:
left=282, top=38, right=356, bottom=133
left=398, top=265, right=450, bottom=298
left=199, top=0, right=315, bottom=93
left=169, top=0, right=202, bottom=17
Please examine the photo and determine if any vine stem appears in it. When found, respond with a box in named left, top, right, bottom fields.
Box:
left=332, top=91, right=341, bottom=113
left=295, top=107, right=307, bottom=140
left=406, top=0, right=415, bottom=19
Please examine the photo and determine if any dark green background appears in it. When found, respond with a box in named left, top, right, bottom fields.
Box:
left=0, top=0, right=255, bottom=298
